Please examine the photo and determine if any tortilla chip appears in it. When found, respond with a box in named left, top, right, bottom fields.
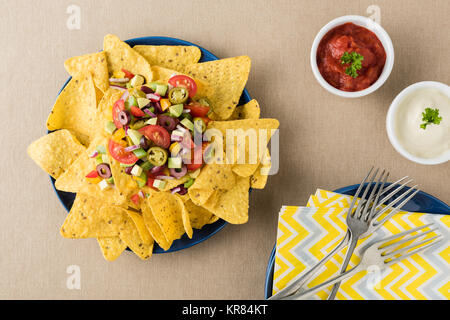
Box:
left=60, top=194, right=120, bottom=238
left=125, top=210, right=153, bottom=245
left=151, top=65, right=214, bottom=100
left=142, top=192, right=192, bottom=248
left=202, top=176, right=250, bottom=224
left=250, top=148, right=271, bottom=189
left=184, top=56, right=251, bottom=120
left=229, top=99, right=260, bottom=120
left=133, top=45, right=201, bottom=72
left=184, top=200, right=216, bottom=229
left=46, top=72, right=98, bottom=145
left=141, top=199, right=173, bottom=251
left=27, top=129, right=86, bottom=179
left=207, top=119, right=279, bottom=177
left=103, top=34, right=153, bottom=83
left=54, top=136, right=103, bottom=192
left=108, top=156, right=140, bottom=197
left=97, top=237, right=127, bottom=261
left=188, top=163, right=235, bottom=206
left=99, top=206, right=153, bottom=260
left=64, top=51, right=109, bottom=93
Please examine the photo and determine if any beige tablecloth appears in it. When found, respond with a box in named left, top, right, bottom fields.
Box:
left=0, top=0, right=448, bottom=299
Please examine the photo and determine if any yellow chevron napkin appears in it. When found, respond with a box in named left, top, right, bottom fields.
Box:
left=273, top=190, right=449, bottom=300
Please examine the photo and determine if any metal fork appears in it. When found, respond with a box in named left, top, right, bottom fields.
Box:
left=284, top=223, right=442, bottom=300
left=269, top=168, right=419, bottom=300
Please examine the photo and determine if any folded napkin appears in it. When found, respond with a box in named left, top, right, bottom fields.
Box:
left=273, top=190, right=449, bottom=300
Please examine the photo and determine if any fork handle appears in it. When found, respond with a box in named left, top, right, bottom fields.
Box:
left=284, top=263, right=363, bottom=300
left=327, top=235, right=359, bottom=299
left=269, top=231, right=350, bottom=300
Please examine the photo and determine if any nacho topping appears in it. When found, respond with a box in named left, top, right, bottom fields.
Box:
left=27, top=34, right=279, bottom=261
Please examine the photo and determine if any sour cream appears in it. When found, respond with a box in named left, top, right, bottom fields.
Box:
left=389, top=84, right=450, bottom=162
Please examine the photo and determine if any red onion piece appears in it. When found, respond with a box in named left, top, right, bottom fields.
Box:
left=110, top=85, right=127, bottom=91
left=138, top=190, right=145, bottom=198
left=182, top=109, right=191, bottom=113
left=150, top=166, right=164, bottom=175
left=146, top=93, right=161, bottom=101
left=109, top=78, right=129, bottom=83
left=89, top=150, right=99, bottom=158
left=156, top=175, right=174, bottom=180
left=120, top=90, right=129, bottom=101
left=171, top=135, right=183, bottom=142
left=176, top=125, right=187, bottom=133
left=143, top=108, right=156, bottom=117
left=171, top=187, right=181, bottom=194
left=124, top=145, right=140, bottom=152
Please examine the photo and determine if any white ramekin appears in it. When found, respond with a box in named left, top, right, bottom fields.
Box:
left=386, top=81, right=450, bottom=165
left=310, top=15, right=394, bottom=98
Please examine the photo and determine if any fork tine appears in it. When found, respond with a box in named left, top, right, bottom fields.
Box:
left=354, top=168, right=379, bottom=218
left=367, top=171, right=389, bottom=221
left=375, top=223, right=434, bottom=245
left=376, top=178, right=414, bottom=208
left=348, top=167, right=374, bottom=217
left=362, top=170, right=388, bottom=221
left=381, top=226, right=439, bottom=252
left=379, top=176, right=409, bottom=196
left=373, top=188, right=420, bottom=226
left=385, top=236, right=443, bottom=266
left=384, top=234, right=441, bottom=260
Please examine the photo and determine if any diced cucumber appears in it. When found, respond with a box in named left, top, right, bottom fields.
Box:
left=181, top=118, right=194, bottom=131
left=155, top=84, right=168, bottom=96
left=169, top=104, right=184, bottom=117
left=168, top=157, right=182, bottom=169
left=130, top=75, right=144, bottom=88
left=104, top=121, right=117, bottom=134
left=132, top=148, right=147, bottom=159
left=127, top=129, right=143, bottom=146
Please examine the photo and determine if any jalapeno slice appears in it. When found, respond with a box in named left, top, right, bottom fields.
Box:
left=147, top=146, right=168, bottom=166
left=168, top=87, right=189, bottom=104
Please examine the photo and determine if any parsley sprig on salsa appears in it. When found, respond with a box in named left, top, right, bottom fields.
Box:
left=340, top=51, right=364, bottom=78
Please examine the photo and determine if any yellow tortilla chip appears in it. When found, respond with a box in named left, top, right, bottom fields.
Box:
left=184, top=200, right=216, bottom=230
left=208, top=118, right=279, bottom=177
left=141, top=199, right=172, bottom=251
left=108, top=156, right=140, bottom=197
left=97, top=237, right=127, bottom=261
left=133, top=45, right=201, bottom=72
left=27, top=129, right=86, bottom=179
left=229, top=99, right=260, bottom=120
left=54, top=136, right=103, bottom=192
left=46, top=72, right=98, bottom=145
left=151, top=65, right=214, bottom=100
left=60, top=194, right=120, bottom=238
left=103, top=34, right=153, bottom=83
left=99, top=206, right=153, bottom=260
left=250, top=148, right=271, bottom=189
left=125, top=210, right=153, bottom=245
left=202, top=176, right=250, bottom=224
left=184, top=56, right=251, bottom=120
left=143, top=192, right=192, bottom=247
left=188, top=163, right=235, bottom=206
left=64, top=51, right=109, bottom=93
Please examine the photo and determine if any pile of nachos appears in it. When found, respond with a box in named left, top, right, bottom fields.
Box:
left=27, top=34, right=279, bottom=261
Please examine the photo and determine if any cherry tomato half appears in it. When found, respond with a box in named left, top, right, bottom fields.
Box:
left=168, top=75, right=197, bottom=98
left=130, top=105, right=145, bottom=117
left=122, top=68, right=135, bottom=80
left=138, top=125, right=171, bottom=149
left=85, top=170, right=99, bottom=178
left=108, top=139, right=139, bottom=165
left=185, top=102, right=210, bottom=118
left=112, top=99, right=125, bottom=129
left=130, top=194, right=140, bottom=206
left=186, top=142, right=209, bottom=171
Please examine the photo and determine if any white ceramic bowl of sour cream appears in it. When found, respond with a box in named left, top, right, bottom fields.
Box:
left=386, top=81, right=450, bottom=165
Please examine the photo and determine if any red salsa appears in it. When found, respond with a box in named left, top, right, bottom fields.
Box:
left=317, top=22, right=386, bottom=92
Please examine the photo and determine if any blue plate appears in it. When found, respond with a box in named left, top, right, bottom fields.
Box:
left=264, top=183, right=450, bottom=299
left=49, top=36, right=252, bottom=254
